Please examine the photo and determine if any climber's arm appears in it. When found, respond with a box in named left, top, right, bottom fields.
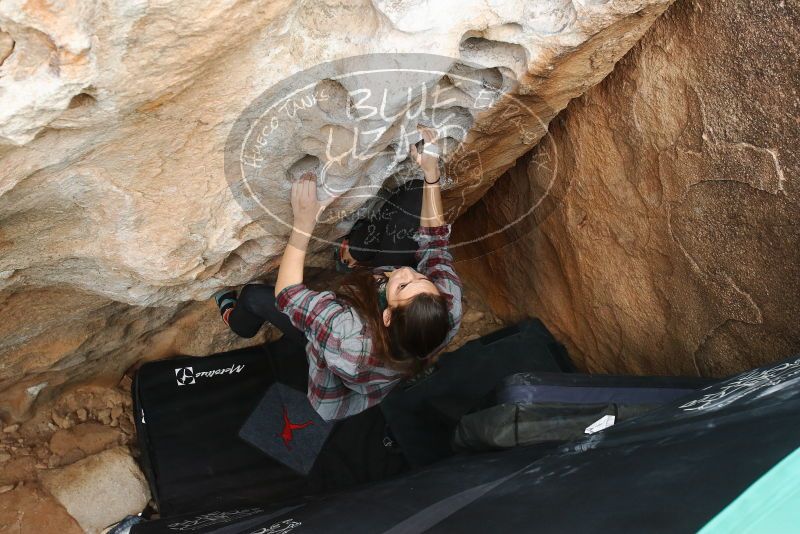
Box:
left=421, top=179, right=444, bottom=227
left=275, top=173, right=333, bottom=296
left=275, top=228, right=311, bottom=295
left=410, top=127, right=445, bottom=227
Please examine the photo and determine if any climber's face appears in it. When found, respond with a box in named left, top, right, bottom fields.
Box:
left=385, top=267, right=439, bottom=308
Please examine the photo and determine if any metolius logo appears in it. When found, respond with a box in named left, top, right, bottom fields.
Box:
left=175, top=367, right=195, bottom=386
left=174, top=364, right=246, bottom=386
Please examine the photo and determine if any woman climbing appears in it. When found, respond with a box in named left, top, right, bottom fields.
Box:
left=212, top=126, right=463, bottom=421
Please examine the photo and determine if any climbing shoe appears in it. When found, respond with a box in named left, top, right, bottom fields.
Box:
left=333, top=237, right=355, bottom=273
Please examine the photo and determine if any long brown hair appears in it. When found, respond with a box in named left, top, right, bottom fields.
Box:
left=336, top=269, right=450, bottom=376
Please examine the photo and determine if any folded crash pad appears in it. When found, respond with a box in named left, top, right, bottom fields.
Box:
left=133, top=353, right=800, bottom=534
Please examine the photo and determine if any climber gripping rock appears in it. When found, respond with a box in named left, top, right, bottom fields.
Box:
left=212, top=126, right=463, bottom=421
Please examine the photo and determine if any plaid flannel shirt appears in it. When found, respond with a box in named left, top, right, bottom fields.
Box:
left=276, top=223, right=463, bottom=421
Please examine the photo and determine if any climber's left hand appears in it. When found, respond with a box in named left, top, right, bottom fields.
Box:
left=291, top=171, right=335, bottom=232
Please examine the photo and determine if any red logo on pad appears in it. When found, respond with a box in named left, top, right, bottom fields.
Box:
left=279, top=405, right=313, bottom=450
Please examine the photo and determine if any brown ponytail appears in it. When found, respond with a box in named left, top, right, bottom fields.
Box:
left=336, top=269, right=449, bottom=376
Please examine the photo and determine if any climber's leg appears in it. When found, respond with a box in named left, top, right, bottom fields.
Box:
left=220, top=284, right=306, bottom=346
left=367, top=178, right=424, bottom=267
left=343, top=200, right=385, bottom=265
left=345, top=179, right=424, bottom=267
left=213, top=288, right=237, bottom=324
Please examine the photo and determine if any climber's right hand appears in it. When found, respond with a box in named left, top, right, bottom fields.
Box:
left=409, top=126, right=441, bottom=179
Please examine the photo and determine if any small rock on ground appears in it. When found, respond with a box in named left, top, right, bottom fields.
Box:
left=40, top=447, right=150, bottom=534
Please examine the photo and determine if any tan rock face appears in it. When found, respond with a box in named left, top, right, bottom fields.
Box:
left=0, top=0, right=673, bottom=418
left=454, top=0, right=800, bottom=376
left=0, top=456, right=36, bottom=485
left=49, top=423, right=122, bottom=458
left=0, top=483, right=84, bottom=534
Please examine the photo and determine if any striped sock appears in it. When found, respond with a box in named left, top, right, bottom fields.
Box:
left=221, top=306, right=234, bottom=326
left=212, top=289, right=237, bottom=325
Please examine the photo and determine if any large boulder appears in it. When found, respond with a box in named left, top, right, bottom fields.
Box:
left=454, top=0, right=800, bottom=376
left=0, top=0, right=674, bottom=418
left=39, top=446, right=150, bottom=534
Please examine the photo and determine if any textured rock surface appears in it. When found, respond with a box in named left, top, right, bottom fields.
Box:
left=39, top=446, right=150, bottom=534
left=0, top=483, right=84, bottom=534
left=454, top=0, right=800, bottom=376
left=0, top=0, right=673, bottom=418
left=0, top=380, right=147, bottom=530
left=49, top=423, right=122, bottom=458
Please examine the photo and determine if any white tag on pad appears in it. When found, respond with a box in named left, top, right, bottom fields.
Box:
left=584, top=414, right=616, bottom=434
